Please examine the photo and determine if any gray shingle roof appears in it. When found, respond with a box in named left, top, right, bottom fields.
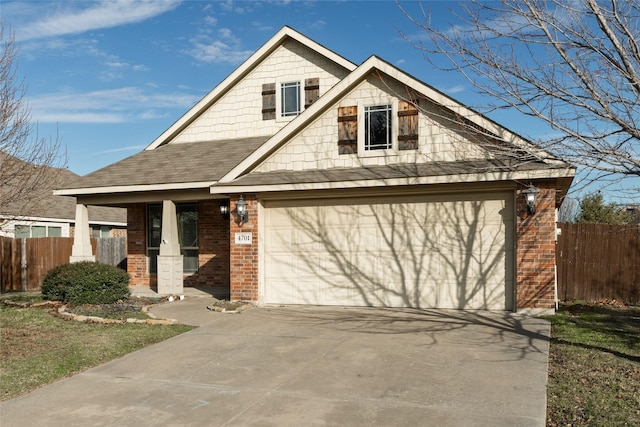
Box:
left=62, top=137, right=269, bottom=190
left=217, top=158, right=569, bottom=187
left=1, top=154, right=126, bottom=223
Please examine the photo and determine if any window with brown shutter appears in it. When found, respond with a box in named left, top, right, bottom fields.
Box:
left=262, top=83, right=276, bottom=120
left=304, top=78, right=320, bottom=108
left=398, top=100, right=419, bottom=150
left=338, top=106, right=358, bottom=154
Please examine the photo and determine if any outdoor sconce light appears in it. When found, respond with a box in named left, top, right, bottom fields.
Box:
left=219, top=201, right=230, bottom=219
left=236, top=195, right=249, bottom=224
left=523, top=184, right=539, bottom=215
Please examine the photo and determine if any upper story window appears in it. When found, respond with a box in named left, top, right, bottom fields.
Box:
left=337, top=99, right=419, bottom=155
left=364, top=104, right=392, bottom=151
left=280, top=81, right=302, bottom=117
left=262, top=78, right=319, bottom=121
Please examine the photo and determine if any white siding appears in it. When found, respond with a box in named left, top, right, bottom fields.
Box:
left=255, top=75, right=491, bottom=173
left=171, top=39, right=350, bottom=144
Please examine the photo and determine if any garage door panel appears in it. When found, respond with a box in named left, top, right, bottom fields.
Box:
left=264, top=191, right=513, bottom=310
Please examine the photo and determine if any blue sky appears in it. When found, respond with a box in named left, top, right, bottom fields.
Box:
left=3, top=0, right=637, bottom=201
left=1, top=0, right=509, bottom=173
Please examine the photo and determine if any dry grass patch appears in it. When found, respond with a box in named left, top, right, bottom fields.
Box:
left=545, top=303, right=640, bottom=426
left=1, top=301, right=192, bottom=400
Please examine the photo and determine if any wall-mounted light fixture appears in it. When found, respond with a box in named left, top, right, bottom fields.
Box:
left=219, top=201, right=230, bottom=219
left=236, top=195, right=249, bottom=224
left=523, top=185, right=539, bottom=215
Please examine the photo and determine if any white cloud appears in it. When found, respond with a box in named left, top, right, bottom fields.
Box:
left=310, top=20, right=326, bottom=30
left=93, top=145, right=147, bottom=155
left=106, top=61, right=129, bottom=68
left=188, top=28, right=253, bottom=64
left=27, top=87, right=199, bottom=124
left=204, top=16, right=218, bottom=26
left=446, top=85, right=466, bottom=94
left=13, top=0, right=182, bottom=42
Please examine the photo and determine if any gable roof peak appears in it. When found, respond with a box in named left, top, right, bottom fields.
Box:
left=145, top=27, right=357, bottom=151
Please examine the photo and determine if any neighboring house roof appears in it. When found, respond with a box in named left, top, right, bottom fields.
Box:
left=1, top=152, right=126, bottom=224
left=55, top=26, right=574, bottom=199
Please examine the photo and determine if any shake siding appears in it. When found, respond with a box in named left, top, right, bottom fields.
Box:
left=254, top=76, right=490, bottom=173
left=171, top=40, right=349, bottom=144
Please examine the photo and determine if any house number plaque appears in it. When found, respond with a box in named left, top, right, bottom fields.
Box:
left=234, top=232, right=252, bottom=245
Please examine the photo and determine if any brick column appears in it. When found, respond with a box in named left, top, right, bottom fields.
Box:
left=127, top=204, right=150, bottom=287
left=516, top=181, right=557, bottom=310
left=229, top=194, right=259, bottom=301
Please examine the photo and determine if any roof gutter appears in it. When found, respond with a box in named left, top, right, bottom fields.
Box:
left=54, top=181, right=218, bottom=196
left=209, top=167, right=576, bottom=195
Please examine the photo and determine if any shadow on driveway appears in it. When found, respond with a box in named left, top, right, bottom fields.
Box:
left=0, top=304, right=549, bottom=427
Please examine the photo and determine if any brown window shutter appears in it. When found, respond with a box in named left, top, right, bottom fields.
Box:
left=398, top=100, right=419, bottom=150
left=338, top=106, right=357, bottom=154
left=262, top=83, right=276, bottom=120
left=304, top=78, right=320, bottom=108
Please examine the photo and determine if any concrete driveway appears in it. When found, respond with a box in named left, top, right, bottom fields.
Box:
left=0, top=300, right=550, bottom=426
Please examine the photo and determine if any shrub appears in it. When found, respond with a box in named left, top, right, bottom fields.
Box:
left=42, top=262, right=130, bottom=305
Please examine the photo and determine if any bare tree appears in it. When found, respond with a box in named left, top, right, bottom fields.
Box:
left=398, top=0, right=640, bottom=198
left=0, top=22, right=64, bottom=222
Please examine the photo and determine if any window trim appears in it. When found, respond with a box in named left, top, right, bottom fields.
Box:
left=146, top=202, right=199, bottom=275
left=13, top=222, right=68, bottom=238
left=357, top=99, right=398, bottom=156
left=275, top=78, right=304, bottom=122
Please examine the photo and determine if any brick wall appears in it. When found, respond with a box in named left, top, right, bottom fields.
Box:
left=229, top=194, right=259, bottom=301
left=127, top=204, right=150, bottom=287
left=110, top=227, right=127, bottom=238
left=126, top=201, right=231, bottom=296
left=515, top=181, right=557, bottom=309
left=184, top=200, right=230, bottom=298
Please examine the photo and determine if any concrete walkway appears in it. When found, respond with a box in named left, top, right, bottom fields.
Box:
left=0, top=297, right=550, bottom=426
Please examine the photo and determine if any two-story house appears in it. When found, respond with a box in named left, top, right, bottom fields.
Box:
left=56, top=27, right=575, bottom=314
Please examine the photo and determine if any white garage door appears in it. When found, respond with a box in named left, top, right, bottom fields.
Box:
left=263, top=191, right=514, bottom=310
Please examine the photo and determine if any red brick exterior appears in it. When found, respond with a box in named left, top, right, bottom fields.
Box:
left=127, top=203, right=150, bottom=287
left=515, top=181, right=557, bottom=310
left=229, top=194, right=259, bottom=301
left=121, top=185, right=559, bottom=309
left=184, top=200, right=230, bottom=297
left=126, top=201, right=231, bottom=297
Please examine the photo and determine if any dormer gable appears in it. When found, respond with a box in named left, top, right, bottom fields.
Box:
left=219, top=56, right=564, bottom=183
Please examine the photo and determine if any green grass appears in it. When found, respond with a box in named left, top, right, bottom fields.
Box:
left=0, top=304, right=192, bottom=400
left=544, top=303, right=640, bottom=426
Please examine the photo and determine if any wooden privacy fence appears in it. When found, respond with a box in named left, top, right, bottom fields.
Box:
left=0, top=237, right=126, bottom=292
left=557, top=223, right=640, bottom=304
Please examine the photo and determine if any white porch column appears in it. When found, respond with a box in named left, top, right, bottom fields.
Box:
left=157, top=200, right=183, bottom=295
left=70, top=203, right=95, bottom=262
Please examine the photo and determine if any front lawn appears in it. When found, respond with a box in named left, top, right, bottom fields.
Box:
left=545, top=303, right=640, bottom=426
left=0, top=299, right=192, bottom=400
